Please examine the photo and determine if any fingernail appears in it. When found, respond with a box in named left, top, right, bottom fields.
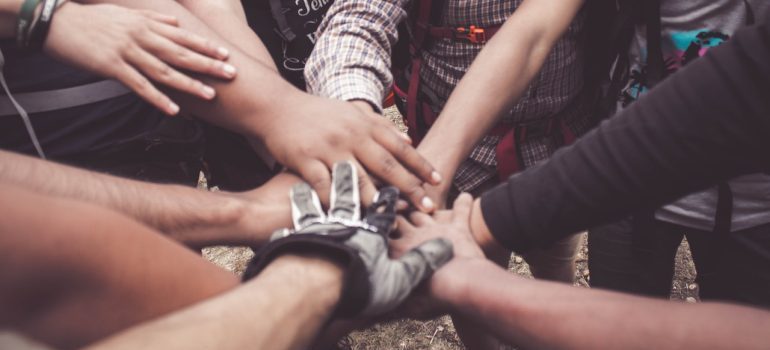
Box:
left=399, top=132, right=411, bottom=142
left=421, top=196, right=435, bottom=211
left=201, top=85, right=216, bottom=99
left=217, top=47, right=230, bottom=58
left=168, top=102, right=180, bottom=115
left=222, top=63, right=236, bottom=77
left=431, top=171, right=442, bottom=184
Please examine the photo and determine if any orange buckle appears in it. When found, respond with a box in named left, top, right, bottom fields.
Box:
left=454, top=25, right=486, bottom=44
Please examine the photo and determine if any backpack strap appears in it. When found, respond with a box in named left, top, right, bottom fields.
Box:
left=644, top=0, right=664, bottom=88
left=744, top=0, right=755, bottom=25
left=714, top=182, right=734, bottom=235
left=403, top=0, right=441, bottom=142
left=269, top=0, right=297, bottom=41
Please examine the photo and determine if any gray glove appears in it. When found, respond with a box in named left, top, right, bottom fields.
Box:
left=244, top=161, right=453, bottom=317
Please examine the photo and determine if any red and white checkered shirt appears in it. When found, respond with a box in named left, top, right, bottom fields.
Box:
left=306, top=0, right=593, bottom=192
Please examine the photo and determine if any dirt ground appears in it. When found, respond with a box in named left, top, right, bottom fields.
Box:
left=202, top=107, right=700, bottom=350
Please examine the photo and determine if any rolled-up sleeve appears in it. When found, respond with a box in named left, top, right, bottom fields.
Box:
left=305, top=0, right=409, bottom=112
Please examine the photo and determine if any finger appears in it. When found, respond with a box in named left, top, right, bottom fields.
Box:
left=363, top=238, right=453, bottom=316
left=127, top=47, right=217, bottom=101
left=399, top=238, right=454, bottom=275
left=395, top=216, right=416, bottom=233
left=433, top=209, right=453, bottom=222
left=371, top=118, right=441, bottom=186
left=139, top=9, right=179, bottom=26
left=289, top=182, right=326, bottom=229
left=328, top=161, right=360, bottom=221
left=452, top=192, right=474, bottom=224
left=355, top=143, right=435, bottom=213
left=354, top=161, right=379, bottom=207
left=146, top=27, right=235, bottom=80
left=409, top=211, right=433, bottom=227
left=365, top=186, right=400, bottom=234
left=297, top=160, right=332, bottom=205
left=395, top=199, right=410, bottom=211
left=113, top=63, right=179, bottom=115
left=151, top=21, right=233, bottom=63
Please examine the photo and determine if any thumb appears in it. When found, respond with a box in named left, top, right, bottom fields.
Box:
left=363, top=238, right=454, bottom=316
left=397, top=238, right=454, bottom=285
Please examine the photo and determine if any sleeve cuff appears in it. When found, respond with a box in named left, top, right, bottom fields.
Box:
left=480, top=181, right=533, bottom=253
left=311, top=74, right=386, bottom=114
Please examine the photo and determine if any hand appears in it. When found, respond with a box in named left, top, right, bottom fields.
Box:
left=243, top=162, right=453, bottom=317
left=422, top=182, right=452, bottom=210
left=44, top=2, right=237, bottom=115
left=260, top=95, right=442, bottom=212
left=393, top=193, right=485, bottom=261
left=387, top=194, right=485, bottom=319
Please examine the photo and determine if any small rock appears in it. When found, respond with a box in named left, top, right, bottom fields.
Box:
left=514, top=256, right=523, bottom=264
left=582, top=269, right=590, bottom=277
left=686, top=297, right=697, bottom=303
left=437, top=326, right=444, bottom=332
left=688, top=283, right=697, bottom=290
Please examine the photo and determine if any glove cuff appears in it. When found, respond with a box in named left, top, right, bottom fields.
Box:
left=243, top=229, right=370, bottom=318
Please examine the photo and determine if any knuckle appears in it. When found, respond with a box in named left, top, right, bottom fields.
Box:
left=157, top=64, right=173, bottom=80
left=379, top=156, right=398, bottom=177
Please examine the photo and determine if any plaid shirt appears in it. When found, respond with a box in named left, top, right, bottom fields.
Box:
left=306, top=0, right=591, bottom=192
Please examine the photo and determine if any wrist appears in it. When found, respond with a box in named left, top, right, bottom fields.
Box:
left=159, top=187, right=252, bottom=247
left=470, top=198, right=510, bottom=260
left=429, top=258, right=494, bottom=309
left=256, top=253, right=345, bottom=316
left=252, top=82, right=307, bottom=141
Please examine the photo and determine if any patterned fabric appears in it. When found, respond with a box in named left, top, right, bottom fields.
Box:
left=306, top=0, right=590, bottom=192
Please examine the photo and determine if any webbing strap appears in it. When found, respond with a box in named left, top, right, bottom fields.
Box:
left=0, top=79, right=131, bottom=117
left=714, top=182, right=734, bottom=235
left=644, top=0, right=664, bottom=88
left=0, top=48, right=45, bottom=159
left=406, top=57, right=422, bottom=142
left=269, top=0, right=296, bottom=41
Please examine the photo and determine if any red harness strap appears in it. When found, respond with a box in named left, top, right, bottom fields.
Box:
left=493, top=119, right=576, bottom=181
left=400, top=0, right=576, bottom=182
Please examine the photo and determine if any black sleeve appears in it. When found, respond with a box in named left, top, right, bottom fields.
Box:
left=480, top=18, right=770, bottom=253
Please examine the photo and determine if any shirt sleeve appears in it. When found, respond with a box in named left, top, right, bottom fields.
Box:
left=480, top=18, right=770, bottom=253
left=304, top=0, right=409, bottom=112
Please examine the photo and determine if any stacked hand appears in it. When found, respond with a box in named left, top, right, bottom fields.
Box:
left=44, top=2, right=237, bottom=115
left=244, top=161, right=453, bottom=316
left=260, top=96, right=442, bottom=213
left=388, top=193, right=487, bottom=319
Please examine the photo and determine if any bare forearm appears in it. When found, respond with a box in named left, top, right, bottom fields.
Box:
left=437, top=260, right=770, bottom=349
left=177, top=0, right=277, bottom=69
left=0, top=150, right=280, bottom=247
left=418, top=0, right=584, bottom=176
left=79, top=0, right=302, bottom=140
left=86, top=255, right=343, bottom=350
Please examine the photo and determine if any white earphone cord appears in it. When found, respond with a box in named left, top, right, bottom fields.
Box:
left=0, top=48, right=47, bottom=159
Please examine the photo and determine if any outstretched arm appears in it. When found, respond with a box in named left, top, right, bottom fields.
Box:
left=71, top=0, right=440, bottom=210
left=474, top=15, right=770, bottom=254
left=436, top=259, right=770, bottom=349
left=393, top=195, right=770, bottom=349
left=84, top=254, right=344, bottom=350
left=0, top=149, right=295, bottom=248
left=175, top=0, right=277, bottom=69
left=418, top=0, right=585, bottom=204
